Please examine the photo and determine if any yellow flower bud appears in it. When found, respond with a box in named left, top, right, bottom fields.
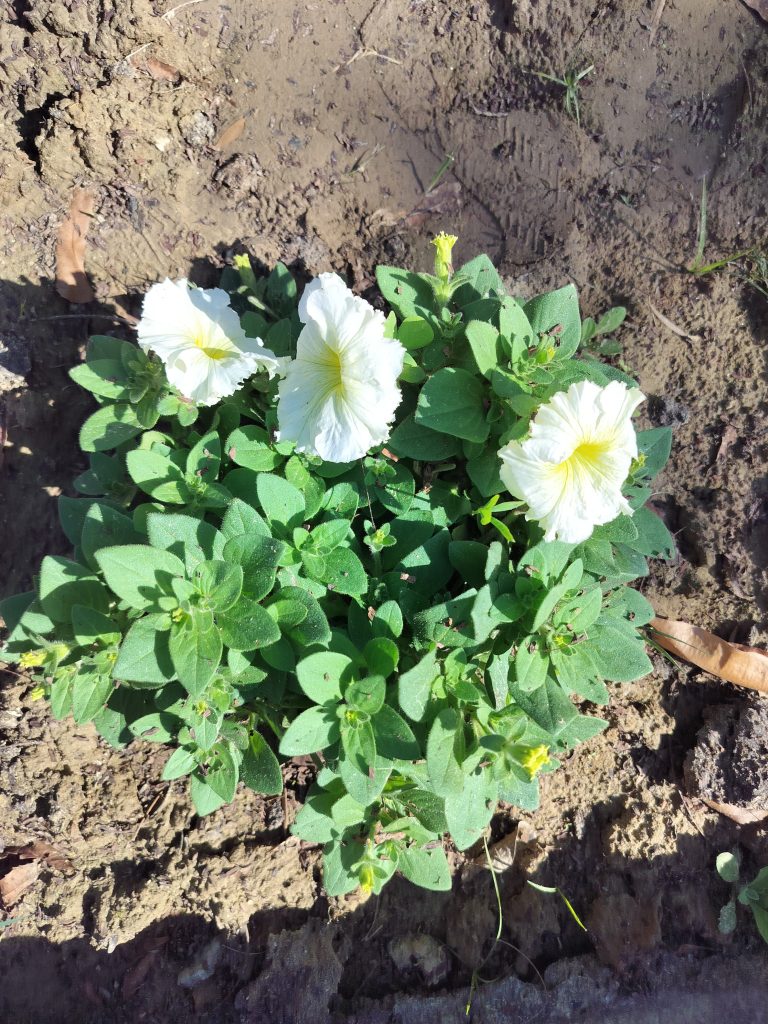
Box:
left=432, top=232, right=458, bottom=282
left=519, top=744, right=550, bottom=780
left=358, top=864, right=375, bottom=894
left=19, top=649, right=47, bottom=669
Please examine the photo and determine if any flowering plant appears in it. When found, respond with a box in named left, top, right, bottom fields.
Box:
left=1, top=238, right=674, bottom=895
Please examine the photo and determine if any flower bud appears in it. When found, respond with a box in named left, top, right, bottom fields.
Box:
left=431, top=232, right=458, bottom=282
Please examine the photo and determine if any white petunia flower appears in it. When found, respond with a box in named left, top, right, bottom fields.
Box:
left=498, top=379, right=645, bottom=544
left=276, top=272, right=406, bottom=462
left=137, top=278, right=281, bottom=407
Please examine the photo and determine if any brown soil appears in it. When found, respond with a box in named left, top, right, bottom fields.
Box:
left=2, top=1, right=768, bottom=1021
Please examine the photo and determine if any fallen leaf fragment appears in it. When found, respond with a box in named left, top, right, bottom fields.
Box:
left=651, top=617, right=768, bottom=694
left=140, top=55, right=181, bottom=83
left=213, top=116, right=246, bottom=151
left=401, top=181, right=462, bottom=229
left=0, top=862, right=39, bottom=908
left=55, top=189, right=96, bottom=303
left=702, top=798, right=768, bottom=825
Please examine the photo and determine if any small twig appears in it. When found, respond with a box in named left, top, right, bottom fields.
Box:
left=25, top=313, right=133, bottom=324
left=648, top=303, right=702, bottom=342
left=470, top=104, right=511, bottom=119
left=332, top=46, right=402, bottom=74
left=160, top=0, right=207, bottom=21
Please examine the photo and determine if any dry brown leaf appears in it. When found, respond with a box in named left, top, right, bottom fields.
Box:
left=651, top=617, right=768, bottom=694
left=55, top=189, right=96, bottom=303
left=213, top=116, right=246, bottom=151
left=741, top=0, right=768, bottom=22
left=702, top=798, right=768, bottom=825
left=141, top=55, right=181, bottom=83
left=0, top=861, right=39, bottom=908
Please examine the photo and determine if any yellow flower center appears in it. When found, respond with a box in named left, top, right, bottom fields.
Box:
left=193, top=333, right=231, bottom=361
left=520, top=744, right=549, bottom=779
left=554, top=437, right=614, bottom=483
left=316, top=345, right=346, bottom=400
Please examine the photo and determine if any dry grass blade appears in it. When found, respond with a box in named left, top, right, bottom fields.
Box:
left=649, top=302, right=702, bottom=341
left=55, top=188, right=96, bottom=303
left=134, top=55, right=181, bottom=82
left=650, top=617, right=768, bottom=694
left=702, top=798, right=768, bottom=826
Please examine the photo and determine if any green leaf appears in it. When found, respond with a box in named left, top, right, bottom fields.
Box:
left=339, top=752, right=392, bottom=807
left=146, top=512, right=225, bottom=573
left=114, top=614, right=176, bottom=685
left=280, top=704, right=341, bottom=756
left=292, top=790, right=337, bottom=843
left=169, top=608, right=222, bottom=697
left=588, top=622, right=652, bottom=681
left=70, top=358, right=130, bottom=401
left=72, top=673, right=114, bottom=724
left=635, top=428, right=672, bottom=478
left=81, top=504, right=140, bottom=570
left=126, top=449, right=189, bottom=504
left=426, top=708, right=464, bottom=797
left=322, top=841, right=365, bottom=897
left=296, top=651, right=352, bottom=703
left=444, top=768, right=496, bottom=850
left=240, top=731, right=283, bottom=795
left=416, top=368, right=489, bottom=442
left=189, top=773, right=226, bottom=815
left=217, top=598, right=281, bottom=651
left=372, top=704, right=420, bottom=760
left=225, top=425, right=283, bottom=472
left=514, top=639, right=549, bottom=692
left=388, top=414, right=461, bottom=462
left=523, top=283, right=581, bottom=359
left=193, top=560, right=243, bottom=612
left=371, top=601, right=403, bottom=641
left=186, top=430, right=222, bottom=481
left=375, top=462, right=415, bottom=517
left=38, top=556, right=109, bottom=622
left=270, top=586, right=331, bottom=647
left=265, top=261, right=298, bottom=317
left=630, top=506, right=676, bottom=559
left=498, top=297, right=534, bottom=354
left=466, top=449, right=504, bottom=497
left=716, top=851, right=740, bottom=884
left=71, top=605, right=120, bottom=647
left=314, top=547, right=368, bottom=597
left=80, top=403, right=142, bottom=452
left=375, top=266, right=435, bottom=320
left=398, top=844, right=451, bottom=891
left=596, top=306, right=626, bottom=334
left=341, top=718, right=377, bottom=774
left=223, top=533, right=284, bottom=601
left=346, top=674, right=386, bottom=715
left=162, top=746, right=198, bottom=781
left=397, top=316, right=434, bottom=350
left=308, top=519, right=351, bottom=553
left=256, top=473, right=306, bottom=530
left=50, top=674, right=74, bottom=719
left=398, top=649, right=439, bottom=722
left=453, top=254, right=506, bottom=302
left=58, top=495, right=93, bottom=546
left=96, top=545, right=185, bottom=611
left=510, top=675, right=577, bottom=738
left=205, top=743, right=239, bottom=803
left=396, top=529, right=452, bottom=597
left=363, top=637, right=399, bottom=678
left=465, top=320, right=501, bottom=378
left=220, top=497, right=271, bottom=540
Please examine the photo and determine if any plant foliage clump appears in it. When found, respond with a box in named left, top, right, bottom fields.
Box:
left=1, top=244, right=674, bottom=896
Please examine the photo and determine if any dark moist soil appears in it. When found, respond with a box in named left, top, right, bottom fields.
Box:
left=2, top=1, right=768, bottom=1022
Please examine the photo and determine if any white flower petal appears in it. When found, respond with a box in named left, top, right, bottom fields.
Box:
left=277, top=276, right=405, bottom=462
left=135, top=278, right=279, bottom=405
left=498, top=380, right=645, bottom=543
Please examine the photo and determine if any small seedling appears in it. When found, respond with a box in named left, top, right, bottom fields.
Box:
left=687, top=179, right=753, bottom=276
left=716, top=850, right=768, bottom=943
left=580, top=305, right=626, bottom=358
left=530, top=64, right=594, bottom=126
left=427, top=153, right=455, bottom=193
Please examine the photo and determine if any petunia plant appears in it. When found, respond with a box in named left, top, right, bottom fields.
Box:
left=1, top=236, right=675, bottom=896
